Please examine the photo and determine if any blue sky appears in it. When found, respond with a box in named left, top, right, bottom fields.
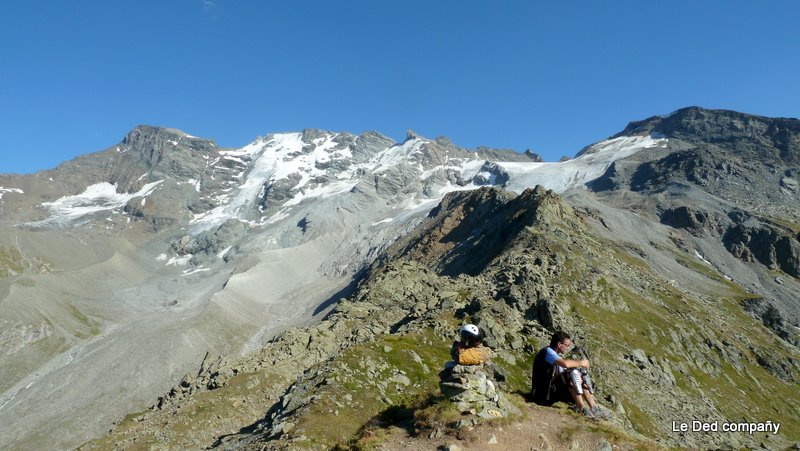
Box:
left=1, top=1, right=798, bottom=174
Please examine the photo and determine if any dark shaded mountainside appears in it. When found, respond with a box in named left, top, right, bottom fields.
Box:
left=82, top=108, right=800, bottom=450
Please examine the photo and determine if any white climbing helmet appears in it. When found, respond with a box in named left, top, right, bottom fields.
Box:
left=459, top=324, right=481, bottom=340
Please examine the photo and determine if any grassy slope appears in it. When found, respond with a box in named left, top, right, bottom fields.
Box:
left=555, top=232, right=800, bottom=445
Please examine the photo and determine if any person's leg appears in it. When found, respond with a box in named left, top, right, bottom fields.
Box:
left=553, top=378, right=580, bottom=408
left=567, top=385, right=585, bottom=409
left=581, top=389, right=597, bottom=410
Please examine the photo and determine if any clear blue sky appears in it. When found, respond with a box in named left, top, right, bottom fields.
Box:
left=2, top=1, right=799, bottom=174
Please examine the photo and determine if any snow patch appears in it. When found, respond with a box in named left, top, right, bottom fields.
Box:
left=693, top=250, right=712, bottom=266
left=0, top=187, right=24, bottom=199
left=166, top=255, right=192, bottom=266
left=282, top=180, right=357, bottom=207
left=497, top=135, right=667, bottom=193
left=184, top=131, right=665, bottom=238
left=25, top=181, right=163, bottom=228
left=179, top=179, right=201, bottom=192
left=182, top=267, right=210, bottom=276
left=371, top=138, right=427, bottom=174
left=266, top=209, right=291, bottom=224
left=223, top=155, right=247, bottom=165
left=190, top=133, right=303, bottom=231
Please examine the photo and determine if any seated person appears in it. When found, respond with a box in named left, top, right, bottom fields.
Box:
left=530, top=330, right=608, bottom=419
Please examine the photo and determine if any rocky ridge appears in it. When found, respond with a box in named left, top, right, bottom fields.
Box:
left=85, top=186, right=800, bottom=450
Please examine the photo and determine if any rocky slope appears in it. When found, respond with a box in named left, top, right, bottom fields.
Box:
left=0, top=125, right=552, bottom=450
left=2, top=107, right=799, bottom=450
left=585, top=107, right=800, bottom=342
left=85, top=186, right=799, bottom=450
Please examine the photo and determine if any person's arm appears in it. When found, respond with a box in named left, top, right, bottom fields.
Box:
left=554, top=357, right=590, bottom=370
left=450, top=341, right=464, bottom=361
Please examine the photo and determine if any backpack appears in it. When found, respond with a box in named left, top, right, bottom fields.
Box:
left=531, top=347, right=556, bottom=404
left=458, top=346, right=492, bottom=365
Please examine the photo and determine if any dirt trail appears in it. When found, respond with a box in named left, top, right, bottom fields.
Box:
left=374, top=403, right=661, bottom=451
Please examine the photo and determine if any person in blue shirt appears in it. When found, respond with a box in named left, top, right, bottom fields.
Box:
left=531, top=331, right=605, bottom=418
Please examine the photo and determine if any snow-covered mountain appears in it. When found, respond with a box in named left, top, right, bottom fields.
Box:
left=11, top=128, right=668, bottom=234
left=0, top=124, right=671, bottom=449
left=8, top=108, right=798, bottom=450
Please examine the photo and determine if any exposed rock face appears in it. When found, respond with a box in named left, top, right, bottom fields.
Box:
left=723, top=219, right=800, bottom=277
left=382, top=186, right=575, bottom=277
left=659, top=206, right=716, bottom=236
left=617, top=106, right=800, bottom=164
left=119, top=126, right=221, bottom=184
left=741, top=296, right=799, bottom=348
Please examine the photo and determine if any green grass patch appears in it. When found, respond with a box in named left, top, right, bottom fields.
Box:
left=67, top=304, right=101, bottom=339
left=622, top=398, right=664, bottom=439
left=551, top=238, right=800, bottom=443
left=497, top=352, right=534, bottom=395
left=686, top=362, right=800, bottom=440
left=290, top=330, right=453, bottom=448
left=669, top=247, right=758, bottom=299
left=767, top=216, right=800, bottom=234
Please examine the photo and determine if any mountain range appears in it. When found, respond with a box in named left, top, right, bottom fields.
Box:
left=0, top=107, right=798, bottom=450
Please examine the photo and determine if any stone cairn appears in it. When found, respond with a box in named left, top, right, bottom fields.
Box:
left=439, top=362, right=520, bottom=426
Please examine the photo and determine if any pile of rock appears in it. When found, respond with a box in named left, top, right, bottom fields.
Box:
left=439, top=363, right=520, bottom=425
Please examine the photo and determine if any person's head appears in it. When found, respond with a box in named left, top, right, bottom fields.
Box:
left=458, top=324, right=483, bottom=346
left=549, top=330, right=572, bottom=354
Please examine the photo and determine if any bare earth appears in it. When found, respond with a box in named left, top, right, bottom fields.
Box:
left=373, top=403, right=662, bottom=451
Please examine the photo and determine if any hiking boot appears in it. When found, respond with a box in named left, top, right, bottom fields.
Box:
left=591, top=406, right=612, bottom=420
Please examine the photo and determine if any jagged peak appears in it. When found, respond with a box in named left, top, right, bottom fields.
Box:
left=122, top=125, right=218, bottom=153
left=300, top=128, right=336, bottom=142
left=358, top=130, right=393, bottom=142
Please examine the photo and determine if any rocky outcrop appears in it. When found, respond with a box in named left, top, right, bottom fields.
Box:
left=743, top=297, right=800, bottom=347
left=171, top=219, right=246, bottom=264
left=723, top=216, right=800, bottom=277
left=381, top=185, right=579, bottom=278
left=659, top=206, right=717, bottom=236
left=629, top=148, right=748, bottom=191
left=476, top=146, right=543, bottom=162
